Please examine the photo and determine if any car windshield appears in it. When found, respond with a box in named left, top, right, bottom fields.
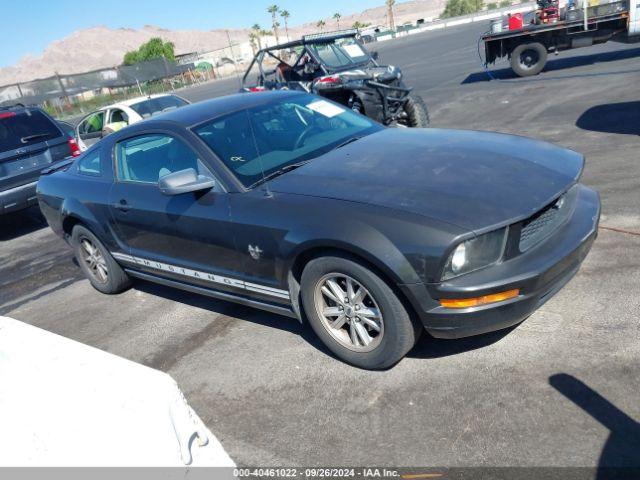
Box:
left=194, top=93, right=382, bottom=188
left=0, top=109, right=62, bottom=153
left=129, top=95, right=188, bottom=119
left=306, top=38, right=371, bottom=69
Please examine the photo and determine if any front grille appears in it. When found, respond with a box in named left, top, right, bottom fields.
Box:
left=519, top=186, right=576, bottom=252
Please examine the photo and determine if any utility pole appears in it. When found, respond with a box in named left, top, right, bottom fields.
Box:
left=226, top=29, right=241, bottom=88
left=55, top=71, right=70, bottom=107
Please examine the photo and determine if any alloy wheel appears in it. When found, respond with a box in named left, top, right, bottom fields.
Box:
left=79, top=237, right=108, bottom=284
left=314, top=273, right=384, bottom=352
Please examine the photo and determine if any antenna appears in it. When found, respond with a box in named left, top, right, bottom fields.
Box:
left=245, top=110, right=271, bottom=197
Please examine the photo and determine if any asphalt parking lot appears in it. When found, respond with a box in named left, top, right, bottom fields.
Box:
left=2, top=22, right=639, bottom=468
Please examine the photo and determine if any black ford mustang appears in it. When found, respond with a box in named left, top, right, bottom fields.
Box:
left=37, top=91, right=600, bottom=369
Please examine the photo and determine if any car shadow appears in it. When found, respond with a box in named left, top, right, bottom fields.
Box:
left=132, top=281, right=334, bottom=357
left=462, top=46, right=640, bottom=84
left=409, top=324, right=517, bottom=359
left=0, top=206, right=47, bottom=241
left=549, top=373, right=640, bottom=476
left=134, top=279, right=521, bottom=365
left=576, top=101, right=640, bottom=136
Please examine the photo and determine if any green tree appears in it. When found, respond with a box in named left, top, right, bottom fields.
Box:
left=280, top=10, right=291, bottom=41
left=123, top=37, right=175, bottom=65
left=249, top=31, right=260, bottom=53
left=441, top=0, right=480, bottom=18
left=250, top=24, right=263, bottom=50
left=487, top=2, right=498, bottom=8
left=316, top=20, right=326, bottom=31
left=333, top=12, right=342, bottom=28
left=267, top=5, right=280, bottom=44
left=499, top=0, right=511, bottom=6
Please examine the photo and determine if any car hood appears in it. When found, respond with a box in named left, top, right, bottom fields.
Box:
left=268, top=128, right=584, bottom=232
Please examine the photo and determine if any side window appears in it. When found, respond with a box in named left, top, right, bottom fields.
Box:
left=78, top=112, right=104, bottom=135
left=115, top=134, right=209, bottom=184
left=109, top=109, right=128, bottom=124
left=77, top=149, right=102, bottom=176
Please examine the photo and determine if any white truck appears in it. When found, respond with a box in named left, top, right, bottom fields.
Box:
left=482, top=0, right=640, bottom=76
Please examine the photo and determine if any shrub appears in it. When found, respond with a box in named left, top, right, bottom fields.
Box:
left=123, top=38, right=175, bottom=66
left=441, top=0, right=482, bottom=17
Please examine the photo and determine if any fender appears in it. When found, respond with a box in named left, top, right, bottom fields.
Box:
left=277, top=212, right=432, bottom=287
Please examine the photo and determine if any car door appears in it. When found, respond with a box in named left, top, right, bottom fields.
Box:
left=107, top=130, right=246, bottom=295
left=76, top=111, right=105, bottom=151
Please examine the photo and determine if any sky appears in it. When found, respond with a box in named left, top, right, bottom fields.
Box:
left=1, top=0, right=394, bottom=68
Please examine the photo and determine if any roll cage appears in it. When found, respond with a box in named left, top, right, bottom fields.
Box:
left=241, top=30, right=377, bottom=89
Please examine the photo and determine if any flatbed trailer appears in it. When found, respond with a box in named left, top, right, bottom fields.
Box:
left=482, top=0, right=639, bottom=76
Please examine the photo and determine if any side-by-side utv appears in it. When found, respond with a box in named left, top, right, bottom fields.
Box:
left=241, top=30, right=430, bottom=127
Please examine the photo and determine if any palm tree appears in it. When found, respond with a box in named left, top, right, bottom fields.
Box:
left=385, top=0, right=396, bottom=31
left=333, top=13, right=342, bottom=29
left=280, top=9, right=291, bottom=42
left=260, top=28, right=274, bottom=47
left=352, top=20, right=369, bottom=30
left=251, top=23, right=262, bottom=50
left=316, top=20, right=326, bottom=31
left=248, top=31, right=259, bottom=54
left=267, top=5, right=280, bottom=44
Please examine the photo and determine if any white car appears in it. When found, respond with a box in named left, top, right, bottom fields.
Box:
left=75, top=94, right=190, bottom=151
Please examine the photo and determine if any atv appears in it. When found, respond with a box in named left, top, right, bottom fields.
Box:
left=241, top=30, right=430, bottom=128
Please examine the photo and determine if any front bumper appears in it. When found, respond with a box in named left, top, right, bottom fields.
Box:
left=401, top=184, right=600, bottom=339
left=0, top=181, right=38, bottom=214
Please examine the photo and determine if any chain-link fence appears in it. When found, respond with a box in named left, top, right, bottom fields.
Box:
left=0, top=57, right=212, bottom=113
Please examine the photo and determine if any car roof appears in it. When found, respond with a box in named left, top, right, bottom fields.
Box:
left=150, top=90, right=305, bottom=126
left=1, top=103, right=37, bottom=112
left=98, top=93, right=176, bottom=111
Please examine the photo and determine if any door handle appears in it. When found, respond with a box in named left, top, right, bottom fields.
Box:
left=113, top=199, right=131, bottom=212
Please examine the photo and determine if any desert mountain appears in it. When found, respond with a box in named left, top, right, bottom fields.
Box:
left=0, top=0, right=445, bottom=86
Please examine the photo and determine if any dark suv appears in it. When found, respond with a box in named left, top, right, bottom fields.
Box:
left=0, top=104, right=80, bottom=215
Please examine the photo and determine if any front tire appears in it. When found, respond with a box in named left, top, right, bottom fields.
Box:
left=300, top=254, right=421, bottom=369
left=511, top=42, right=548, bottom=77
left=400, top=94, right=430, bottom=128
left=72, top=225, right=132, bottom=294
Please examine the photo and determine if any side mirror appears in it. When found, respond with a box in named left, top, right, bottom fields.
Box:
left=159, top=168, right=215, bottom=196
left=371, top=51, right=379, bottom=61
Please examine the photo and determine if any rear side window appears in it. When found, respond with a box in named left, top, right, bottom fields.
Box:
left=109, top=109, right=129, bottom=124
left=129, top=96, right=188, bottom=119
left=0, top=109, right=62, bottom=153
left=115, top=134, right=207, bottom=184
left=77, top=149, right=102, bottom=176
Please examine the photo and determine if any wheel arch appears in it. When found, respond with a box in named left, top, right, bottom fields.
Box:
left=60, top=198, right=118, bottom=250
left=286, top=242, right=422, bottom=325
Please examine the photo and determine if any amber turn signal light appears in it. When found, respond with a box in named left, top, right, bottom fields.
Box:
left=439, top=288, right=520, bottom=309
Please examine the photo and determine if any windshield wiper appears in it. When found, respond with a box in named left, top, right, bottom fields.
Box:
left=249, top=160, right=312, bottom=188
left=332, top=136, right=362, bottom=151
left=20, top=133, right=49, bottom=143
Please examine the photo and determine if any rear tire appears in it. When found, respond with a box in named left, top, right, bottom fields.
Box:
left=300, top=254, right=421, bottom=369
left=401, top=94, right=430, bottom=128
left=72, top=225, right=132, bottom=294
left=511, top=42, right=547, bottom=77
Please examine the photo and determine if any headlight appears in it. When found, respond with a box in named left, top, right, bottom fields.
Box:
left=442, top=228, right=508, bottom=280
